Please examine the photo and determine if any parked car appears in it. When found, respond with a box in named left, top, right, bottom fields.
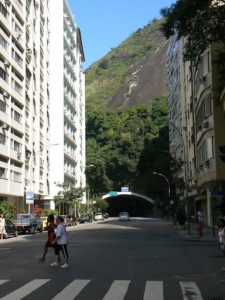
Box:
left=13, top=213, right=42, bottom=234
left=103, top=212, right=109, bottom=219
left=94, top=213, right=104, bottom=221
left=4, top=219, right=18, bottom=238
left=119, top=212, right=130, bottom=221
left=79, top=215, right=92, bottom=224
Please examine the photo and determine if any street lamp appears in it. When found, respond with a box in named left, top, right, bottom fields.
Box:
left=26, top=143, right=59, bottom=213
left=169, top=121, right=190, bottom=235
left=153, top=172, right=170, bottom=199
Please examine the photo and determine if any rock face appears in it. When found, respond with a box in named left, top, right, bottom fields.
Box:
left=109, top=44, right=168, bottom=108
left=86, top=20, right=168, bottom=110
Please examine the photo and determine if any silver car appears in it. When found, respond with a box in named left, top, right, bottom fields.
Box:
left=94, top=213, right=104, bottom=221
left=119, top=212, right=130, bottom=221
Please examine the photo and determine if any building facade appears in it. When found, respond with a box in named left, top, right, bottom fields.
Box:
left=167, top=37, right=225, bottom=226
left=49, top=0, right=86, bottom=211
left=0, top=0, right=86, bottom=213
left=0, top=0, right=50, bottom=212
left=167, top=35, right=188, bottom=202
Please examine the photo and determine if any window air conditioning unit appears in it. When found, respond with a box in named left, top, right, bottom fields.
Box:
left=202, top=120, right=209, bottom=129
left=3, top=91, right=9, bottom=98
left=1, top=123, right=9, bottom=130
left=5, top=0, right=11, bottom=6
left=3, top=60, right=10, bottom=68
left=27, top=48, right=32, bottom=54
left=17, top=152, right=22, bottom=159
left=16, top=33, right=22, bottom=40
left=200, top=75, right=207, bottom=84
left=205, top=160, right=210, bottom=167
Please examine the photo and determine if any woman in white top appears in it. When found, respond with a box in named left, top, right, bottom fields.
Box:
left=50, top=215, right=69, bottom=268
left=0, top=213, right=6, bottom=239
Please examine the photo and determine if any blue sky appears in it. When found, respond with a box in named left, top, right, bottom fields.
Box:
left=68, top=0, right=175, bottom=70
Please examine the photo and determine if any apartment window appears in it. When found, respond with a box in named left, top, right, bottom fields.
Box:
left=11, top=109, right=21, bottom=123
left=206, top=136, right=214, bottom=159
left=0, top=99, right=6, bottom=113
left=0, top=167, right=7, bottom=179
left=0, top=133, right=6, bottom=145
left=10, top=170, right=22, bottom=182
left=0, top=67, right=8, bottom=83
left=14, top=51, right=23, bottom=67
left=15, top=81, right=22, bottom=95
left=0, top=34, right=8, bottom=50
left=196, top=93, right=213, bottom=130
left=10, top=139, right=21, bottom=152
left=0, top=3, right=7, bottom=18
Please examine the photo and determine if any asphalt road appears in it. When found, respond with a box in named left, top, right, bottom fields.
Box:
left=0, top=218, right=225, bottom=300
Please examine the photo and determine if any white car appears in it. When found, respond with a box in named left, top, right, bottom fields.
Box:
left=119, top=212, right=130, bottom=221
left=94, top=213, right=104, bottom=221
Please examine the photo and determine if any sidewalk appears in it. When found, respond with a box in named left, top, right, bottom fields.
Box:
left=174, top=222, right=218, bottom=242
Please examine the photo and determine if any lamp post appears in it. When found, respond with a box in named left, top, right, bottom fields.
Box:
left=153, top=172, right=171, bottom=199
left=26, top=143, right=59, bottom=213
left=169, top=121, right=190, bottom=235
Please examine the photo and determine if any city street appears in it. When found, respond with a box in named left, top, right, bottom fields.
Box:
left=1, top=218, right=225, bottom=299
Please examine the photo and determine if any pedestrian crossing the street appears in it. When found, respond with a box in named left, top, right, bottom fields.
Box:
left=0, top=278, right=211, bottom=300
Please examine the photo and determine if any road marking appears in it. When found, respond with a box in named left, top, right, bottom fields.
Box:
left=143, top=281, right=163, bottom=300
left=0, top=279, right=50, bottom=300
left=103, top=280, right=130, bottom=300
left=0, top=280, right=9, bottom=286
left=0, top=248, right=11, bottom=251
left=51, top=279, right=90, bottom=300
left=180, top=281, right=203, bottom=300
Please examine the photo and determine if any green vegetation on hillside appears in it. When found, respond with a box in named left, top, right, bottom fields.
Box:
left=86, top=96, right=170, bottom=204
left=86, top=19, right=166, bottom=111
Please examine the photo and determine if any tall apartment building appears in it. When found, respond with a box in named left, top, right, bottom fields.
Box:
left=49, top=0, right=86, bottom=210
left=167, top=35, right=188, bottom=202
left=0, top=0, right=50, bottom=212
left=194, top=45, right=225, bottom=225
left=167, top=37, right=225, bottom=225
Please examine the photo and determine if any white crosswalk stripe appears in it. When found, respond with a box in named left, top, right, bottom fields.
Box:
left=0, top=279, right=208, bottom=299
left=103, top=280, right=130, bottom=300
left=180, top=281, right=203, bottom=300
left=143, top=281, right=164, bottom=300
left=0, top=279, right=50, bottom=300
left=51, top=279, right=90, bottom=300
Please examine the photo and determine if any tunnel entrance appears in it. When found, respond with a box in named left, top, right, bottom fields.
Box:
left=102, top=192, right=154, bottom=217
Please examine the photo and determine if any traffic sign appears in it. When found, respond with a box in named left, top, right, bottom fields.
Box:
left=26, top=191, right=34, bottom=204
left=121, top=187, right=129, bottom=192
left=211, top=191, right=225, bottom=198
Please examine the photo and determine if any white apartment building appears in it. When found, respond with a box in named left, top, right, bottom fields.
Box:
left=49, top=0, right=86, bottom=210
left=0, top=0, right=51, bottom=212
left=167, top=35, right=188, bottom=201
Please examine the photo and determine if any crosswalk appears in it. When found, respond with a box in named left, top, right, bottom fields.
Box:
left=0, top=279, right=206, bottom=299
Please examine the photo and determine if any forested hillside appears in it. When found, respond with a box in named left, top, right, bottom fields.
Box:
left=85, top=20, right=170, bottom=207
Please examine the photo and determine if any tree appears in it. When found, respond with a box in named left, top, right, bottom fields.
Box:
left=93, top=199, right=109, bottom=213
left=160, top=0, right=225, bottom=63
left=54, top=183, right=85, bottom=215
left=0, top=201, right=16, bottom=219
